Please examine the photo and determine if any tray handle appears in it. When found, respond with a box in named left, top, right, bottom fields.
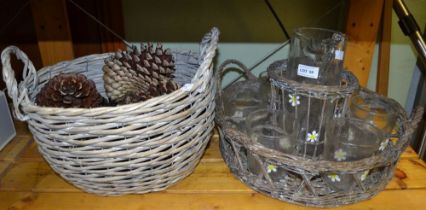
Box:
left=397, top=106, right=424, bottom=151
left=216, top=59, right=258, bottom=112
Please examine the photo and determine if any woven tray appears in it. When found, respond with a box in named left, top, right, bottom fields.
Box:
left=1, top=28, right=219, bottom=195
left=215, top=59, right=423, bottom=207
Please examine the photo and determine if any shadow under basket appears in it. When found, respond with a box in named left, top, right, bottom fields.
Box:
left=1, top=28, right=219, bottom=195
left=218, top=101, right=423, bottom=207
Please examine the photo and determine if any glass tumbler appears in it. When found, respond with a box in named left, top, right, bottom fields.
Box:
left=325, top=118, right=384, bottom=161
left=350, top=93, right=398, bottom=137
left=287, top=27, right=346, bottom=85
left=323, top=118, right=384, bottom=192
left=221, top=79, right=270, bottom=131
left=245, top=109, right=295, bottom=176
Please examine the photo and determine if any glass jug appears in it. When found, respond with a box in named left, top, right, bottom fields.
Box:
left=287, top=27, right=346, bottom=85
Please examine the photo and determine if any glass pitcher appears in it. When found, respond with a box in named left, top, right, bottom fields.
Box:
left=287, top=27, right=346, bottom=85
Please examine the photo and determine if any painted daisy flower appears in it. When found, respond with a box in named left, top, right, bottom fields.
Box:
left=306, top=130, right=319, bottom=143
left=334, top=149, right=347, bottom=161
left=232, top=111, right=243, bottom=118
left=328, top=174, right=341, bottom=182
left=360, top=170, right=369, bottom=181
left=232, top=111, right=244, bottom=123
left=267, top=164, right=277, bottom=173
left=379, top=139, right=389, bottom=151
left=288, top=94, right=300, bottom=107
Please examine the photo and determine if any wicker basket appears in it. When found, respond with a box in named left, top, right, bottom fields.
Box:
left=1, top=28, right=219, bottom=195
left=216, top=59, right=423, bottom=207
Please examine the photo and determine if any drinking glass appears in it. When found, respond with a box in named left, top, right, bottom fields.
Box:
left=246, top=109, right=294, bottom=153
left=246, top=109, right=295, bottom=176
left=323, top=118, right=384, bottom=192
left=325, top=118, right=384, bottom=161
left=350, top=93, right=398, bottom=136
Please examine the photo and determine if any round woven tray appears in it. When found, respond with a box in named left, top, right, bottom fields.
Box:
left=215, top=59, right=423, bottom=207
left=1, top=28, right=219, bottom=195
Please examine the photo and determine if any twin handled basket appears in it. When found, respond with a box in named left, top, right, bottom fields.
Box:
left=1, top=28, right=220, bottom=195
left=216, top=28, right=423, bottom=207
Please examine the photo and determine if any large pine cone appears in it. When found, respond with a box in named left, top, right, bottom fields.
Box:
left=36, top=73, right=104, bottom=108
left=103, top=43, right=179, bottom=105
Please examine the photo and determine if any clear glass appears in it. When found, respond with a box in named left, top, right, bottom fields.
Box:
left=295, top=105, right=330, bottom=159
left=287, top=27, right=346, bottom=85
left=324, top=118, right=384, bottom=161
left=221, top=77, right=270, bottom=131
left=246, top=109, right=294, bottom=153
left=350, top=94, right=397, bottom=136
left=269, top=83, right=346, bottom=159
left=323, top=118, right=384, bottom=192
left=246, top=109, right=295, bottom=176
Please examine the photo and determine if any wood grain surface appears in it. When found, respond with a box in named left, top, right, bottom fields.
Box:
left=1, top=121, right=426, bottom=210
left=344, top=0, right=384, bottom=87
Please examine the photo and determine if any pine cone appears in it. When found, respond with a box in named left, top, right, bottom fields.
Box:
left=36, top=73, right=104, bottom=108
left=103, top=43, right=179, bottom=105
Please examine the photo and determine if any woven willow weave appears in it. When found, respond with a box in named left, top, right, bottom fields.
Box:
left=1, top=28, right=219, bottom=195
left=216, top=59, right=423, bottom=207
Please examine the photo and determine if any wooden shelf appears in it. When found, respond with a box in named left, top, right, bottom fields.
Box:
left=1, top=121, right=426, bottom=209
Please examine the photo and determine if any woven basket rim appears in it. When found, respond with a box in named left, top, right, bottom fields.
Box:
left=268, top=69, right=359, bottom=96
left=22, top=50, right=206, bottom=112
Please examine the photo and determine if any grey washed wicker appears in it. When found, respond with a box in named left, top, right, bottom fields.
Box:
left=216, top=59, right=423, bottom=207
left=1, top=28, right=219, bottom=195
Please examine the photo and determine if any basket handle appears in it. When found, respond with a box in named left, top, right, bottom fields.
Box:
left=1, top=46, right=38, bottom=121
left=191, top=27, right=220, bottom=84
left=216, top=59, right=258, bottom=113
left=406, top=106, right=424, bottom=136
left=396, top=106, right=424, bottom=151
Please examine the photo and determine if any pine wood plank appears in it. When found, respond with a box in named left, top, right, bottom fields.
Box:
left=67, top=0, right=126, bottom=57
left=0, top=161, right=53, bottom=191
left=201, top=134, right=222, bottom=162
left=0, top=161, right=248, bottom=193
left=2, top=190, right=426, bottom=210
left=14, top=121, right=31, bottom=138
left=344, top=0, right=384, bottom=86
left=0, top=136, right=32, bottom=162
left=165, top=161, right=248, bottom=193
left=18, top=142, right=44, bottom=162
left=2, top=157, right=425, bottom=193
left=376, top=0, right=392, bottom=95
left=31, top=0, right=74, bottom=66
left=388, top=158, right=426, bottom=190
left=0, top=161, right=12, bottom=178
left=401, top=146, right=419, bottom=158
left=0, top=192, right=33, bottom=210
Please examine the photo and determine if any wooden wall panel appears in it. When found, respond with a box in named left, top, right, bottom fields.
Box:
left=377, top=0, right=392, bottom=96
left=30, top=0, right=74, bottom=66
left=344, top=0, right=384, bottom=87
left=66, top=0, right=126, bottom=57
left=0, top=0, right=42, bottom=90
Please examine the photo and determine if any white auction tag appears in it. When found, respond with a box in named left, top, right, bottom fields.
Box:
left=297, top=64, right=319, bottom=79
left=335, top=50, right=344, bottom=60
left=181, top=83, right=193, bottom=92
